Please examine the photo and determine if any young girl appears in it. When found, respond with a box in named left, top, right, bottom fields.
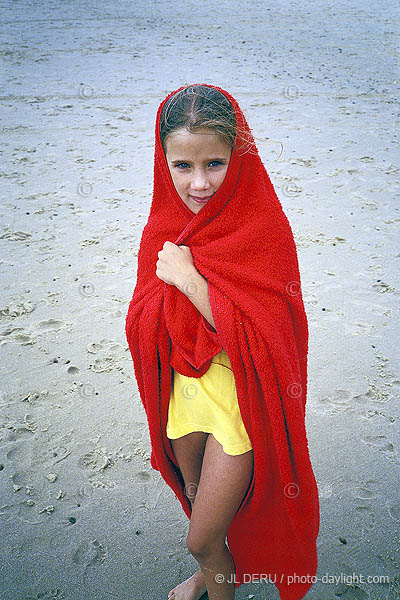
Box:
left=125, top=84, right=320, bottom=600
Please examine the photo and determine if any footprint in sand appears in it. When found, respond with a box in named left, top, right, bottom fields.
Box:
left=19, top=390, right=49, bottom=407
left=4, top=467, right=61, bottom=525
left=360, top=434, right=399, bottom=466
left=0, top=498, right=51, bottom=525
left=289, top=157, right=317, bottom=168
left=6, top=441, right=33, bottom=464
left=11, top=469, right=48, bottom=493
left=0, top=298, right=36, bottom=317
left=135, top=470, right=151, bottom=482
left=77, top=447, right=114, bottom=472
left=7, top=430, right=73, bottom=469
left=87, top=339, right=126, bottom=373
left=351, top=479, right=377, bottom=501
left=311, top=388, right=354, bottom=416
left=3, top=430, right=74, bottom=515
left=312, top=382, right=394, bottom=418
left=0, top=229, right=32, bottom=241
left=88, top=356, right=116, bottom=373
left=352, top=504, right=377, bottom=536
left=72, top=539, right=108, bottom=570
left=1, top=412, right=40, bottom=438
left=134, top=469, right=165, bottom=510
left=336, top=478, right=377, bottom=540
left=36, top=318, right=66, bottom=332
left=372, top=280, right=395, bottom=293
left=302, top=291, right=319, bottom=306
left=0, top=326, right=35, bottom=346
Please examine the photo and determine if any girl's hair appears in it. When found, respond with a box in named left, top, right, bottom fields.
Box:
left=160, top=84, right=254, bottom=154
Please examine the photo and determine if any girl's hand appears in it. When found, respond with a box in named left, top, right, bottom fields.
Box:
left=156, top=241, right=197, bottom=292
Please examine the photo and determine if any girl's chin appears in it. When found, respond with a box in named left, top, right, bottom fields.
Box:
left=189, top=203, right=203, bottom=213
left=182, top=197, right=209, bottom=213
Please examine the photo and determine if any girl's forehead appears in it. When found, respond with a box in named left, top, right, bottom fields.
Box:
left=165, top=128, right=231, bottom=155
left=167, top=127, right=218, bottom=140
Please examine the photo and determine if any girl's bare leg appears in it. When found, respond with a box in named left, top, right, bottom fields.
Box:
left=186, top=434, right=254, bottom=600
left=168, top=432, right=208, bottom=600
left=168, top=432, right=254, bottom=599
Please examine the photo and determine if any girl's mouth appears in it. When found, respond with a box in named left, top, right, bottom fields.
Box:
left=190, top=195, right=213, bottom=204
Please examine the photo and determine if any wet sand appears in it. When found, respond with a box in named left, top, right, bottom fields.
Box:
left=0, top=0, right=399, bottom=598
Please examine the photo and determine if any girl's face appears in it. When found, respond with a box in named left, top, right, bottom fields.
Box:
left=164, top=127, right=232, bottom=214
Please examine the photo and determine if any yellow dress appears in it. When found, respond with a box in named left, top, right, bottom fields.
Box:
left=166, top=348, right=253, bottom=456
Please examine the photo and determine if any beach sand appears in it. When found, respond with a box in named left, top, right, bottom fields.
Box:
left=1, top=0, right=399, bottom=598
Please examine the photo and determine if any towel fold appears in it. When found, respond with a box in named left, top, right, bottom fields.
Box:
left=125, top=83, right=320, bottom=600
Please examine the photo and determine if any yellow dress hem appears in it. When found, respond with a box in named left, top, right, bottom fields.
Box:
left=167, top=422, right=253, bottom=456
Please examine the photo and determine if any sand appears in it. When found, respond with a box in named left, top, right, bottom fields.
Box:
left=0, top=0, right=399, bottom=598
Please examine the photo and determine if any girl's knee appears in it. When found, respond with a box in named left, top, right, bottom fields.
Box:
left=186, top=531, right=226, bottom=559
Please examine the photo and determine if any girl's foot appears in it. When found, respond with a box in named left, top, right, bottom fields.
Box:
left=168, top=568, right=207, bottom=599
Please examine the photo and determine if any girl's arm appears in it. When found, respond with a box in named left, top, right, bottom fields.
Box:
left=155, top=240, right=216, bottom=331
left=177, top=269, right=216, bottom=331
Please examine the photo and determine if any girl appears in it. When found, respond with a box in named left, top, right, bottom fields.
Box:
left=125, top=84, right=320, bottom=600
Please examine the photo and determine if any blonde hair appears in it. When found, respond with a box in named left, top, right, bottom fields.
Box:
left=160, top=85, right=255, bottom=155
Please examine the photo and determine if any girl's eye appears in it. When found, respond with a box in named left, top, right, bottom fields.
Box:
left=174, top=161, right=224, bottom=169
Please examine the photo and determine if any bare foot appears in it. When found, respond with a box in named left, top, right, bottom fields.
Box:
left=168, top=568, right=207, bottom=600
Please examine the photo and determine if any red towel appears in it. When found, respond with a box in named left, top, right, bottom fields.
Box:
left=125, top=83, right=320, bottom=599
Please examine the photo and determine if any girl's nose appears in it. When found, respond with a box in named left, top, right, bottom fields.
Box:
left=191, top=169, right=210, bottom=191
